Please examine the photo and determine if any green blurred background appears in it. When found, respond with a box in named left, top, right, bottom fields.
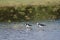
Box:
left=0, top=0, right=60, bottom=22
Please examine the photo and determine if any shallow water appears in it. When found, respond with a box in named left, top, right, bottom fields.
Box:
left=0, top=20, right=60, bottom=40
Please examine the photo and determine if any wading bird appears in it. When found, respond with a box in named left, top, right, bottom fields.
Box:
left=25, top=23, right=32, bottom=31
left=37, top=22, right=46, bottom=27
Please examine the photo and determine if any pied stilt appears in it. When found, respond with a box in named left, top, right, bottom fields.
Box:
left=25, top=23, right=32, bottom=30
left=37, top=23, right=46, bottom=27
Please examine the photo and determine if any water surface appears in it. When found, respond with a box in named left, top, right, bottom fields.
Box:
left=0, top=20, right=60, bottom=40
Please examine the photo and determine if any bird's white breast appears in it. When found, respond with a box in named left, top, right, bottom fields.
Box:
left=39, top=25, right=42, bottom=27
left=26, top=25, right=30, bottom=28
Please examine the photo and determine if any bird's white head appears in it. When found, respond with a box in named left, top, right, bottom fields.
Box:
left=25, top=24, right=26, bottom=25
left=37, top=22, right=39, bottom=25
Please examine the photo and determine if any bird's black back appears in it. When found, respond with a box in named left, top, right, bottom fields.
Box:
left=26, top=24, right=32, bottom=26
left=38, top=23, right=46, bottom=26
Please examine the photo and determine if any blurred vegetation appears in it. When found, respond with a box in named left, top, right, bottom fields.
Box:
left=0, top=5, right=60, bottom=22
